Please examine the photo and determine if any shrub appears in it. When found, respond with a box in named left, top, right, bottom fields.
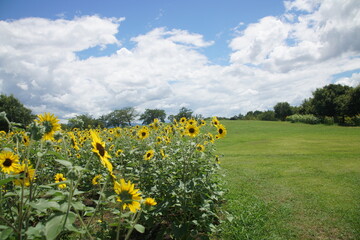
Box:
left=286, top=114, right=320, bottom=125
left=323, top=116, right=335, bottom=125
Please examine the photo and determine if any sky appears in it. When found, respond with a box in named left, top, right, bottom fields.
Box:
left=0, top=0, right=360, bottom=121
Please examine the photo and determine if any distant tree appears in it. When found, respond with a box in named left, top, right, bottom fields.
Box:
left=0, top=94, right=35, bottom=131
left=299, top=98, right=315, bottom=115
left=311, top=84, right=351, bottom=119
left=274, top=102, right=292, bottom=121
left=244, top=110, right=263, bottom=120
left=167, top=114, right=175, bottom=123
left=348, top=85, right=360, bottom=116
left=258, top=110, right=276, bottom=121
left=174, top=107, right=193, bottom=121
left=68, top=114, right=104, bottom=129
left=105, top=107, right=138, bottom=127
left=139, top=109, right=166, bottom=125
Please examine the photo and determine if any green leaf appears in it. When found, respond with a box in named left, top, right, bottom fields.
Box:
left=45, top=214, right=65, bottom=240
left=0, top=227, right=13, bottom=239
left=25, top=222, right=44, bottom=239
left=134, top=224, right=145, bottom=233
left=71, top=201, right=86, bottom=211
left=0, top=177, right=15, bottom=186
left=54, top=159, right=73, bottom=168
left=29, top=199, right=61, bottom=213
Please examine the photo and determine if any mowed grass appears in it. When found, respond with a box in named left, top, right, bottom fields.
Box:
left=217, top=120, right=360, bottom=240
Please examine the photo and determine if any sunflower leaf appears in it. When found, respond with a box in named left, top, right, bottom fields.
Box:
left=54, top=159, right=73, bottom=168
left=134, top=224, right=145, bottom=233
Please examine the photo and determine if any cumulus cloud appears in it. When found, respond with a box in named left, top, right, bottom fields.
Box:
left=0, top=0, right=359, bottom=120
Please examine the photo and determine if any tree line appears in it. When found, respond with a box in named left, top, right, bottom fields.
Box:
left=1, top=83, right=359, bottom=131
left=229, top=84, right=360, bottom=126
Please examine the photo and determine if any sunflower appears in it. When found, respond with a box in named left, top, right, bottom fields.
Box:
left=200, top=119, right=206, bottom=126
left=196, top=144, right=205, bottom=152
left=54, top=173, right=67, bottom=189
left=137, top=127, right=150, bottom=140
left=114, top=178, right=142, bottom=213
left=22, top=134, right=30, bottom=146
left=180, top=117, right=187, bottom=124
left=187, top=118, right=197, bottom=126
left=184, top=124, right=199, bottom=138
left=216, top=124, right=227, bottom=139
left=92, top=174, right=102, bottom=185
left=68, top=132, right=80, bottom=151
left=0, top=151, right=20, bottom=174
left=90, top=130, right=113, bottom=173
left=143, top=150, right=155, bottom=160
left=13, top=164, right=36, bottom=186
left=37, top=112, right=61, bottom=141
left=211, top=116, right=220, bottom=127
left=144, top=197, right=157, bottom=206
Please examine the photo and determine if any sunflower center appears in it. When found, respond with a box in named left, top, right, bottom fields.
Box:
left=3, top=158, right=13, bottom=167
left=119, top=191, right=133, bottom=202
left=43, top=121, right=53, bottom=134
left=142, top=132, right=146, bottom=137
left=96, top=143, right=105, bottom=157
left=219, top=128, right=223, bottom=134
left=189, top=128, right=195, bottom=133
left=58, top=177, right=63, bottom=181
left=147, top=153, right=151, bottom=158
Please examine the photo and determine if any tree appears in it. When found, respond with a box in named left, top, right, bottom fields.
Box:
left=104, top=107, right=138, bottom=127
left=68, top=114, right=104, bottom=129
left=0, top=94, right=35, bottom=131
left=274, top=102, right=292, bottom=121
left=311, top=84, right=351, bottom=118
left=174, top=107, right=193, bottom=121
left=139, top=109, right=166, bottom=125
left=348, top=85, right=360, bottom=116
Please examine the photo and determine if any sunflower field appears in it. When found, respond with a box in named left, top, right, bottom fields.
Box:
left=0, top=112, right=227, bottom=240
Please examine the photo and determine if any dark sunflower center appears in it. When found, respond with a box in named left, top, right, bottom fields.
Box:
left=119, top=191, right=133, bottom=202
left=189, top=128, right=195, bottom=133
left=218, top=128, right=223, bottom=134
left=96, top=143, right=105, bottom=157
left=147, top=153, right=151, bottom=158
left=3, top=158, right=12, bottom=167
left=59, top=177, right=63, bottom=181
left=43, top=121, right=53, bottom=133
left=142, top=132, right=146, bottom=137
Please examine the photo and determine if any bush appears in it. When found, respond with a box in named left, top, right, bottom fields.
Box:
left=323, top=116, right=335, bottom=125
left=286, top=114, right=320, bottom=125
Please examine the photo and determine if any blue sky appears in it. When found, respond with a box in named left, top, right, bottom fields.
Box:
left=0, top=0, right=285, bottom=65
left=0, top=0, right=359, bottom=120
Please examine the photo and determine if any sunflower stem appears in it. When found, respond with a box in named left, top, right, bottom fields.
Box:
left=125, top=210, right=142, bottom=240
left=116, top=204, right=124, bottom=240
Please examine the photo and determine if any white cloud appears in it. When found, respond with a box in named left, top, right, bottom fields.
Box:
left=335, top=73, right=360, bottom=87
left=0, top=0, right=359, bottom=120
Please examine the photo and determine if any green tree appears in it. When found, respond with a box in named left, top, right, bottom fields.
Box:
left=67, top=114, right=104, bottom=129
left=348, top=85, right=360, bottom=116
left=0, top=94, right=35, bottom=131
left=174, top=107, right=193, bottom=121
left=105, top=107, right=138, bottom=127
left=274, top=102, right=292, bottom=121
left=311, top=84, right=351, bottom=119
left=139, top=109, right=166, bottom=125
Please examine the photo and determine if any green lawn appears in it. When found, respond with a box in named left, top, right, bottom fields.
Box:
left=217, top=120, right=360, bottom=240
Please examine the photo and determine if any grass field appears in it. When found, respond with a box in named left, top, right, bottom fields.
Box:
left=217, top=120, right=360, bottom=240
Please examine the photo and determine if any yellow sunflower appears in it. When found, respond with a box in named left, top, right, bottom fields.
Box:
left=92, top=174, right=102, bottom=185
left=137, top=127, right=150, bottom=140
left=144, top=197, right=157, bottom=206
left=180, top=117, right=187, bottom=124
left=90, top=130, right=113, bottom=173
left=216, top=124, right=227, bottom=139
left=36, top=112, right=61, bottom=141
left=143, top=150, right=155, bottom=160
left=211, top=116, right=220, bottom=127
left=13, top=164, right=36, bottom=186
left=196, top=144, right=205, bottom=152
left=114, top=178, right=142, bottom=213
left=0, top=151, right=20, bottom=174
left=22, top=134, right=30, bottom=146
left=184, top=124, right=199, bottom=138
left=187, top=118, right=197, bottom=126
left=54, top=173, right=67, bottom=189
